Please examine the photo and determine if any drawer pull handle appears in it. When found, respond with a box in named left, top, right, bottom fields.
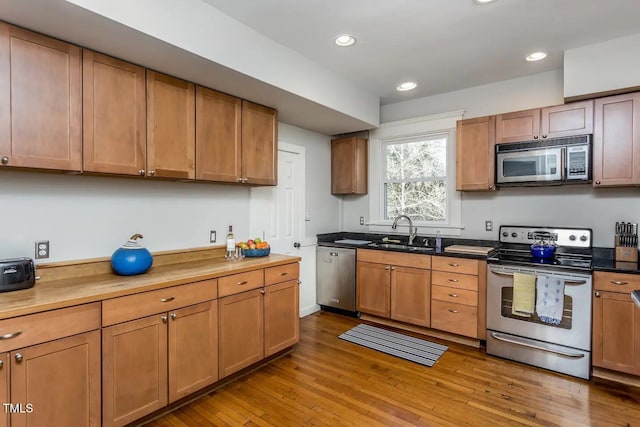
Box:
left=448, top=263, right=460, bottom=267
left=280, top=272, right=288, bottom=276
left=14, top=353, right=23, bottom=363
left=610, top=280, right=628, bottom=285
left=448, top=293, right=459, bottom=298
left=0, top=331, right=22, bottom=340
left=448, top=279, right=459, bottom=283
left=448, top=309, right=459, bottom=314
left=160, top=297, right=175, bottom=303
left=237, top=280, right=249, bottom=285
left=170, top=313, right=177, bottom=320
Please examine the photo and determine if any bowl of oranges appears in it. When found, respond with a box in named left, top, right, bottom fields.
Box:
left=237, top=238, right=271, bottom=257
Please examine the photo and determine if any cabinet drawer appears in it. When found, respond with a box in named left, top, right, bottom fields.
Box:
left=102, top=279, right=217, bottom=326
left=432, top=256, right=478, bottom=275
left=431, top=300, right=477, bottom=338
left=431, top=270, right=478, bottom=291
left=594, top=271, right=640, bottom=293
left=218, top=269, right=264, bottom=297
left=357, top=249, right=431, bottom=269
left=265, top=263, right=299, bottom=286
left=432, top=285, right=477, bottom=306
left=0, top=302, right=100, bottom=352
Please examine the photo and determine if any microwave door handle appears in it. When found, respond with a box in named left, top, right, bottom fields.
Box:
left=560, top=147, right=566, bottom=181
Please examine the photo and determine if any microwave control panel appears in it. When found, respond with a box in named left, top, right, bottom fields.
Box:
left=566, top=145, right=589, bottom=180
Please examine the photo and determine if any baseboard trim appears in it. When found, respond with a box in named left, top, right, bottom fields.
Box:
left=300, top=304, right=321, bottom=317
left=592, top=367, right=640, bottom=388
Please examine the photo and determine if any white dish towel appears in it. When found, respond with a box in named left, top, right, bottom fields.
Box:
left=535, top=274, right=565, bottom=325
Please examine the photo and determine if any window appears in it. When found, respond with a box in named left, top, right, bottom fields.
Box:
left=368, top=111, right=463, bottom=235
left=383, top=135, right=448, bottom=222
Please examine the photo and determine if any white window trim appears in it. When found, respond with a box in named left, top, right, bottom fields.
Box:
left=368, top=110, right=465, bottom=237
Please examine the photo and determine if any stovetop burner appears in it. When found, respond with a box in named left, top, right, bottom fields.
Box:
left=488, top=225, right=593, bottom=272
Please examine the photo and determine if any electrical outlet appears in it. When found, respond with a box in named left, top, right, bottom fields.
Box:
left=485, top=220, right=493, bottom=232
left=209, top=230, right=216, bottom=243
left=35, top=240, right=49, bottom=259
left=360, top=216, right=365, bottom=226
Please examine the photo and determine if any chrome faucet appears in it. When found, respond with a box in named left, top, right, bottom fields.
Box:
left=391, top=215, right=417, bottom=245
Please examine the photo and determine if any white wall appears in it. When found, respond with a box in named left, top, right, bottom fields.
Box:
left=343, top=70, right=640, bottom=248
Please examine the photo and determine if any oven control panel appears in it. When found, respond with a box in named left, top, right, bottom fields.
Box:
left=499, top=225, right=591, bottom=248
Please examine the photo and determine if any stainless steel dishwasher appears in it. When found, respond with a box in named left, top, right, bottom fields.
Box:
left=316, top=246, right=356, bottom=313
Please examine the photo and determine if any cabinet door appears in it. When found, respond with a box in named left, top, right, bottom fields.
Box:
left=0, top=353, right=8, bottom=427
left=83, top=50, right=146, bottom=175
left=102, top=315, right=168, bottom=427
left=495, top=108, right=540, bottom=143
left=331, top=137, right=368, bottom=195
left=10, top=330, right=100, bottom=427
left=593, top=92, right=640, bottom=187
left=0, top=23, right=81, bottom=171
left=218, top=289, right=264, bottom=378
left=455, top=116, right=495, bottom=191
left=241, top=101, right=277, bottom=185
left=264, top=279, right=300, bottom=357
left=593, top=291, right=640, bottom=375
left=146, top=71, right=195, bottom=179
left=195, top=86, right=242, bottom=182
left=168, top=301, right=218, bottom=403
left=541, top=100, right=593, bottom=139
left=391, top=266, right=431, bottom=327
left=356, top=262, right=391, bottom=318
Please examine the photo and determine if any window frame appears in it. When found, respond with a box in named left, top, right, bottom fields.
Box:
left=368, top=110, right=464, bottom=236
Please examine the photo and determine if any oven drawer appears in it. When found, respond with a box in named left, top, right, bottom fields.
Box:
left=431, top=300, right=477, bottom=338
left=431, top=271, right=478, bottom=291
left=432, top=257, right=478, bottom=275
left=594, top=271, right=640, bottom=293
left=432, top=285, right=477, bottom=306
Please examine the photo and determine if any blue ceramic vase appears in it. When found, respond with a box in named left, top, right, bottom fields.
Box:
left=111, top=234, right=153, bottom=276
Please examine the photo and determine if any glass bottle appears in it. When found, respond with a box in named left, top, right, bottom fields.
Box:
left=225, top=225, right=235, bottom=259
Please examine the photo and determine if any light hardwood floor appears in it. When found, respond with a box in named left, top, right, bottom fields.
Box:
left=145, top=311, right=640, bottom=426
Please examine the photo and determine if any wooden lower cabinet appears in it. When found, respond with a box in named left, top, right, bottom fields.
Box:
left=11, top=330, right=101, bottom=427
left=356, top=261, right=391, bottom=318
left=218, top=289, right=264, bottom=378
left=390, top=266, right=431, bottom=327
left=103, top=300, right=219, bottom=427
left=593, top=290, right=640, bottom=375
left=0, top=353, right=7, bottom=427
left=264, top=279, right=300, bottom=356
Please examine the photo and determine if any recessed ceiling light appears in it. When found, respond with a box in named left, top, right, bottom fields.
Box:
left=396, top=82, right=417, bottom=92
left=526, top=51, right=548, bottom=61
left=473, top=0, right=497, bottom=4
left=334, top=34, right=356, bottom=47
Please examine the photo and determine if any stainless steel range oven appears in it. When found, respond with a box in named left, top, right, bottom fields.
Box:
left=486, top=225, right=593, bottom=379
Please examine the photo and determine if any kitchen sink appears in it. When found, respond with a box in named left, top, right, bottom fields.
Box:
left=367, top=243, right=434, bottom=252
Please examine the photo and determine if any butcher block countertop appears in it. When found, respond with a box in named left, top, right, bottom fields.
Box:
left=0, top=247, right=300, bottom=320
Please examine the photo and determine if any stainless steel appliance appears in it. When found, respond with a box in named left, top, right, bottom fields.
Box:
left=486, top=225, right=593, bottom=379
left=0, top=258, right=35, bottom=292
left=316, top=246, right=356, bottom=312
left=496, top=135, right=591, bottom=186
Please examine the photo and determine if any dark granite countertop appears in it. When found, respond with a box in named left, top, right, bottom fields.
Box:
left=591, top=247, right=640, bottom=274
left=317, top=232, right=498, bottom=261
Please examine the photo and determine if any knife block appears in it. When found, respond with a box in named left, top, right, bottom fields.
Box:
left=615, top=246, right=638, bottom=262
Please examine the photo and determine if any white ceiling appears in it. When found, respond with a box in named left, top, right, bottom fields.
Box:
left=202, top=0, right=640, bottom=105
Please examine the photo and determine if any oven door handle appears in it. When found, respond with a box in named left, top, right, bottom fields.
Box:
left=490, top=332, right=585, bottom=359
left=488, top=269, right=587, bottom=285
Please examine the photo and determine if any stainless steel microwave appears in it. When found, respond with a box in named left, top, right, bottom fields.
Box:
left=496, top=135, right=591, bottom=186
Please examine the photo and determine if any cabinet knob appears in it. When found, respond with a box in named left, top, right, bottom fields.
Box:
left=260, top=289, right=265, bottom=295
left=489, top=185, right=493, bottom=190
left=595, top=180, right=601, bottom=185
left=384, top=266, right=390, bottom=270
left=237, top=177, right=243, bottom=183
left=594, top=291, right=600, bottom=298
left=170, top=313, right=177, bottom=320
left=533, top=135, right=539, bottom=139
left=14, top=353, right=23, bottom=363
left=391, top=266, right=395, bottom=271
left=148, top=170, right=156, bottom=177
left=161, top=315, right=168, bottom=323
left=1, top=156, right=8, bottom=165
left=242, top=178, right=248, bottom=183
left=139, top=169, right=145, bottom=176
left=542, top=135, right=547, bottom=139
left=0, top=360, right=3, bottom=368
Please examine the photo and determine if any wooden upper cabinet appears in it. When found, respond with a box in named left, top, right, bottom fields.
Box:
left=496, top=100, right=593, bottom=143
left=83, top=50, right=146, bottom=176
left=593, top=92, right=640, bottom=187
left=0, top=23, right=82, bottom=171
left=456, top=116, right=495, bottom=191
left=241, top=101, right=277, bottom=185
left=146, top=71, right=195, bottom=180
left=331, top=136, right=368, bottom=195
left=195, top=86, right=242, bottom=182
